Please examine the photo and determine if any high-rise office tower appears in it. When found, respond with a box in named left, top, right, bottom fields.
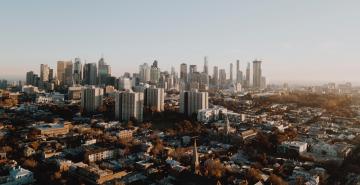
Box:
left=57, top=61, right=73, bottom=85
left=212, top=66, right=219, bottom=86
left=203, top=56, right=209, bottom=75
left=83, top=63, right=98, bottom=85
left=73, top=58, right=82, bottom=85
left=64, top=62, right=73, bottom=86
left=118, top=77, right=132, bottom=91
left=253, top=60, right=262, bottom=89
left=230, top=63, right=233, bottom=82
left=180, top=90, right=208, bottom=116
left=180, top=63, right=188, bottom=82
left=144, top=87, right=165, bottom=112
left=26, top=71, right=35, bottom=85
left=189, top=65, right=197, bottom=74
left=81, top=86, right=104, bottom=113
left=49, top=68, right=54, bottom=81
left=98, top=57, right=111, bottom=85
left=40, top=64, right=50, bottom=82
left=261, top=76, right=266, bottom=89
left=115, top=91, right=144, bottom=122
left=198, top=72, right=209, bottom=91
left=171, top=66, right=176, bottom=76
left=150, top=60, right=161, bottom=83
left=246, top=62, right=251, bottom=88
left=236, top=60, right=241, bottom=83
left=189, top=65, right=197, bottom=83
left=219, top=69, right=226, bottom=85
left=139, top=63, right=151, bottom=82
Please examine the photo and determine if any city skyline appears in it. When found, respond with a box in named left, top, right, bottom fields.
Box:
left=1, top=1, right=360, bottom=85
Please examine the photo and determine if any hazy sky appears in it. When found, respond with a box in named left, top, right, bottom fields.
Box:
left=0, top=1, right=359, bottom=85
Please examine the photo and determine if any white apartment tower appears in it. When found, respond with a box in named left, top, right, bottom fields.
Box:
left=180, top=90, right=208, bottom=116
left=115, top=91, right=144, bottom=122
left=81, top=86, right=104, bottom=113
left=145, top=87, right=165, bottom=112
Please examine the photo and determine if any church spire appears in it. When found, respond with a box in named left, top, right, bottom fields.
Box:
left=224, top=113, right=230, bottom=135
left=193, top=139, right=200, bottom=175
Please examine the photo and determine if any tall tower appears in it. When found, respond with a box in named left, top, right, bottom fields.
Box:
left=139, top=63, right=151, bottom=82
left=213, top=66, right=219, bottom=86
left=144, top=87, right=165, bottom=112
left=40, top=64, right=50, bottom=82
left=253, top=60, right=262, bottom=89
left=73, top=58, right=82, bottom=85
left=83, top=63, right=98, bottom=85
left=180, top=63, right=188, bottom=82
left=203, top=56, right=209, bottom=75
left=150, top=60, right=161, bottom=83
left=246, top=62, right=251, bottom=88
left=219, top=69, right=226, bottom=86
left=57, top=61, right=72, bottom=85
left=81, top=86, right=104, bottom=113
left=192, top=139, right=200, bottom=175
left=115, top=91, right=144, bottom=122
left=189, top=65, right=197, bottom=74
left=180, top=90, right=208, bottom=116
left=236, top=60, right=240, bottom=83
left=230, top=63, right=233, bottom=82
left=98, top=57, right=111, bottom=85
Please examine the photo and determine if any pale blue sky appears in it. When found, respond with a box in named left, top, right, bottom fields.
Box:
left=0, top=1, right=359, bottom=84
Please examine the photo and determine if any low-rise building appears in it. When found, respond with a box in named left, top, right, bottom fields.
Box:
left=70, top=162, right=127, bottom=185
left=117, top=130, right=133, bottom=140
left=34, top=122, right=70, bottom=137
left=278, top=141, right=308, bottom=155
left=84, top=147, right=119, bottom=163
left=0, top=166, right=34, bottom=185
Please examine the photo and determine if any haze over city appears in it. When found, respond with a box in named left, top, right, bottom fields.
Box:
left=2, top=1, right=360, bottom=185
left=1, top=1, right=360, bottom=85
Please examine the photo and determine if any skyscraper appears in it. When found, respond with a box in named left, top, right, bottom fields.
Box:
left=180, top=63, right=188, bottom=82
left=26, top=71, right=35, bottom=85
left=236, top=60, right=240, bottom=83
left=203, top=56, right=208, bottom=75
left=73, top=58, right=82, bottom=85
left=81, top=86, right=104, bottom=113
left=261, top=76, right=266, bottom=89
left=139, top=63, right=151, bottom=82
left=212, top=66, right=219, bottom=87
left=189, top=65, right=197, bottom=74
left=180, top=90, right=208, bottom=116
left=230, top=63, right=233, bottom=82
left=189, top=65, right=197, bottom=83
left=83, top=63, right=98, bottom=85
left=253, top=60, right=262, bottom=89
left=40, top=64, right=50, bottom=82
left=64, top=62, right=73, bottom=86
left=246, top=62, right=251, bottom=88
left=118, top=77, right=132, bottom=91
left=144, top=87, right=165, bottom=112
left=150, top=60, right=161, bottom=83
left=219, top=69, right=226, bottom=86
left=115, top=91, right=144, bottom=122
left=98, top=57, right=111, bottom=85
left=48, top=68, right=54, bottom=81
left=57, top=61, right=72, bottom=85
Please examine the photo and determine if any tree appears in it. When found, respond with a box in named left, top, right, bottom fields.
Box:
left=268, top=174, right=288, bottom=185
left=151, top=138, right=164, bottom=156
left=246, top=168, right=263, bottom=183
left=204, top=158, right=225, bottom=179
left=23, top=159, right=37, bottom=169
